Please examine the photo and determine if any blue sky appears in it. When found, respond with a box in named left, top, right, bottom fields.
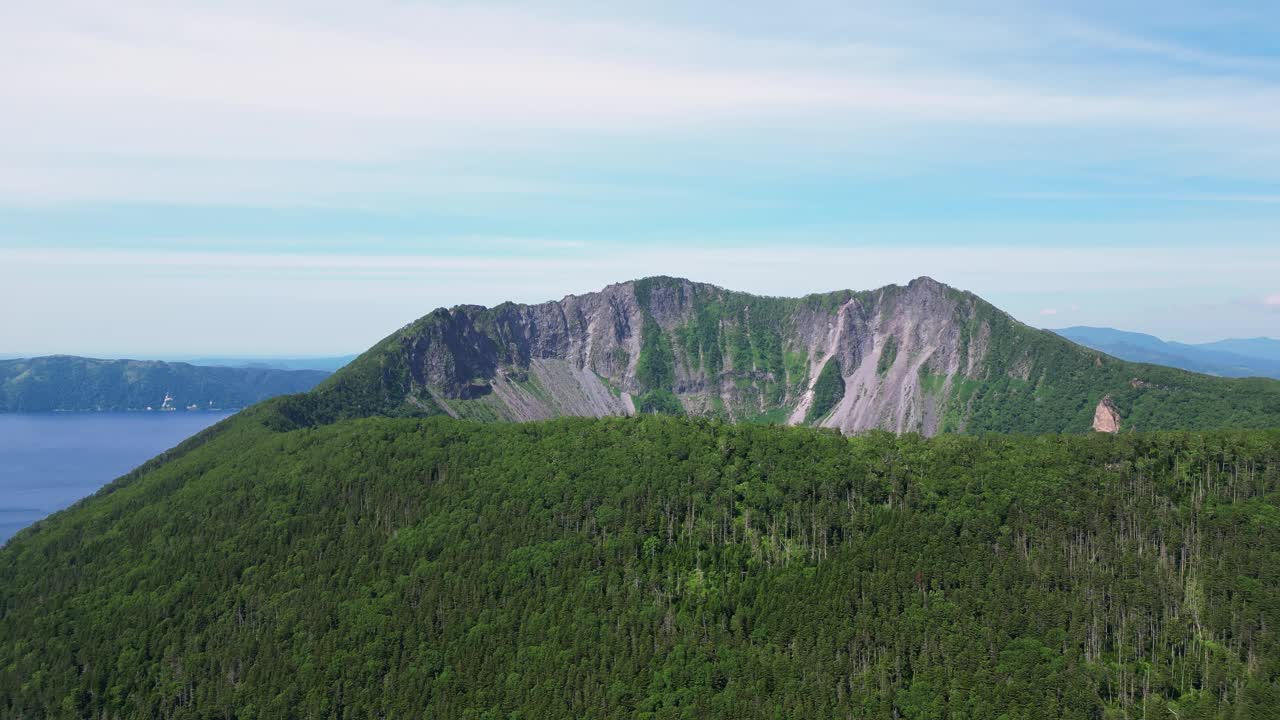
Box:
left=2, top=0, right=1278, bottom=355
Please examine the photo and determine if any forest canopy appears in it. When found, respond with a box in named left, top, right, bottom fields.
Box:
left=2, top=413, right=1279, bottom=718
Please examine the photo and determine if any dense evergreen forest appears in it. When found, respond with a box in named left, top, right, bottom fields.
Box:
left=3, top=409, right=1278, bottom=718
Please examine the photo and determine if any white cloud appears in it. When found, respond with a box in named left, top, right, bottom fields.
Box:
left=5, top=2, right=1280, bottom=166
left=1040, top=308, right=1059, bottom=316
left=1265, top=293, right=1280, bottom=307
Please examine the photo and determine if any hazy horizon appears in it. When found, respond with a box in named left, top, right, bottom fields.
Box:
left=1, top=274, right=1278, bottom=359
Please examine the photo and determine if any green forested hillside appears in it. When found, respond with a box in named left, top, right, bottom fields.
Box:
left=0, top=355, right=329, bottom=412
left=950, top=306, right=1280, bottom=434
left=4, top=410, right=1278, bottom=718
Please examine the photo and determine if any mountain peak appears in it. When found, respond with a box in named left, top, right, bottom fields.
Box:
left=907, top=275, right=944, bottom=288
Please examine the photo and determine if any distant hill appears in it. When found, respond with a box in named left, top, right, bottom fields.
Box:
left=185, top=355, right=357, bottom=373
left=0, top=356, right=329, bottom=412
left=1193, top=337, right=1280, bottom=364
left=1053, top=327, right=1280, bottom=379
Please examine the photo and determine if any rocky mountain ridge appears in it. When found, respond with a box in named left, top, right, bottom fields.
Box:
left=296, top=276, right=1280, bottom=435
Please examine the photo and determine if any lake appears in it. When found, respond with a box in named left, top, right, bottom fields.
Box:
left=0, top=412, right=235, bottom=544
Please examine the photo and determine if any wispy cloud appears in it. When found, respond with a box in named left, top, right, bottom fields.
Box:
left=6, top=3, right=1280, bottom=152
left=995, top=191, right=1280, bottom=204
left=41, top=10, right=1280, bottom=129
left=1055, top=18, right=1280, bottom=73
left=2, top=1, right=1278, bottom=214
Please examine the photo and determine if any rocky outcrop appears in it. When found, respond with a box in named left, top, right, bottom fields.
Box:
left=1092, top=396, right=1121, bottom=433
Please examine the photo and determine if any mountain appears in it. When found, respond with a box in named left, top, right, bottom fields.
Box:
left=2, top=415, right=1277, bottom=717
left=0, top=356, right=330, bottom=412
left=1193, top=337, right=1280, bottom=364
left=1054, top=326, right=1280, bottom=379
left=4, top=277, right=1280, bottom=717
left=185, top=355, right=358, bottom=372
left=288, top=276, right=1280, bottom=434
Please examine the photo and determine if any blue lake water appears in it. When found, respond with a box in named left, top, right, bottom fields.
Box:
left=0, top=412, right=235, bottom=544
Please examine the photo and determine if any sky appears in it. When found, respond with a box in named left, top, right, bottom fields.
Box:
left=2, top=0, right=1278, bottom=356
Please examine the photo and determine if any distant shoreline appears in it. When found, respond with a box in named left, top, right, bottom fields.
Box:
left=3, top=408, right=243, bottom=415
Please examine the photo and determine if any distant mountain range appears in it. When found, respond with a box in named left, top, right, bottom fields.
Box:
left=0, top=356, right=330, bottom=412
left=185, top=355, right=357, bottom=373
left=1052, top=327, right=1280, bottom=379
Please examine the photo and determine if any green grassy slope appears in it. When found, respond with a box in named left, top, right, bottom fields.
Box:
left=4, top=413, right=1278, bottom=718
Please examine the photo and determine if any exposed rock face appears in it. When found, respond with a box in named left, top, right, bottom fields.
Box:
left=330, top=276, right=1022, bottom=435
left=317, top=275, right=1266, bottom=435
left=1092, top=396, right=1121, bottom=433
